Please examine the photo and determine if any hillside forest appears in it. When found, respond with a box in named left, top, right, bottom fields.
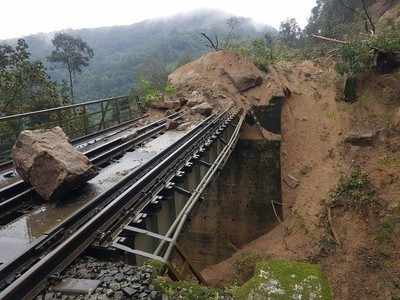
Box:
left=1, top=2, right=400, bottom=115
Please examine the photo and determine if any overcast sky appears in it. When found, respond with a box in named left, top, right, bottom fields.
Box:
left=1, top=0, right=316, bottom=39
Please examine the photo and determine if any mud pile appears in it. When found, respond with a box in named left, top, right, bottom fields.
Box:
left=152, top=51, right=289, bottom=120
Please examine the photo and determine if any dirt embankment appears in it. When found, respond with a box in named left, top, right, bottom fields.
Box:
left=160, top=48, right=400, bottom=299
left=198, top=55, right=400, bottom=299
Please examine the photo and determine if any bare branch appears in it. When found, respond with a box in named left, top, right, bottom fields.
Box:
left=200, top=33, right=220, bottom=51
left=361, top=0, right=376, bottom=34
left=338, top=0, right=375, bottom=34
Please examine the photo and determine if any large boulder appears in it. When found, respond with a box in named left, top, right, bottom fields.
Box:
left=12, top=127, right=98, bottom=201
left=191, top=103, right=213, bottom=116
left=150, top=100, right=181, bottom=110
left=225, top=67, right=263, bottom=92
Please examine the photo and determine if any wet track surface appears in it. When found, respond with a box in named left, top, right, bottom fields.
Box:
left=0, top=121, right=144, bottom=190
left=0, top=130, right=185, bottom=267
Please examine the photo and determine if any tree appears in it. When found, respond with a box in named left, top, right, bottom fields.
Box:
left=279, top=18, right=302, bottom=47
left=47, top=33, right=94, bottom=102
left=0, top=39, right=64, bottom=115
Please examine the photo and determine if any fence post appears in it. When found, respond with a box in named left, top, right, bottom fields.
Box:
left=127, top=97, right=133, bottom=120
left=100, top=102, right=105, bottom=130
left=82, top=105, right=89, bottom=135
left=115, top=99, right=121, bottom=124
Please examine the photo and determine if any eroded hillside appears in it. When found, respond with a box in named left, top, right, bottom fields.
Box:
left=152, top=44, right=400, bottom=299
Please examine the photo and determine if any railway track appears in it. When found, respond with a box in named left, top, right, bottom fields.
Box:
left=0, top=111, right=184, bottom=225
left=0, top=112, right=150, bottom=174
left=0, top=106, right=242, bottom=300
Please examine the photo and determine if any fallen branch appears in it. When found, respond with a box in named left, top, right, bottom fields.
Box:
left=312, top=34, right=348, bottom=44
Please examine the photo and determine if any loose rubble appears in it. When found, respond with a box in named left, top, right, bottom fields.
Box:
left=12, top=127, right=98, bottom=201
left=39, top=257, right=161, bottom=300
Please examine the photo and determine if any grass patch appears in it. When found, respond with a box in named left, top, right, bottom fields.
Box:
left=326, top=111, right=336, bottom=121
left=329, top=168, right=377, bottom=211
left=233, top=252, right=265, bottom=284
left=378, top=154, right=400, bottom=168
left=154, top=277, right=229, bottom=300
left=376, top=216, right=400, bottom=244
left=232, top=260, right=332, bottom=300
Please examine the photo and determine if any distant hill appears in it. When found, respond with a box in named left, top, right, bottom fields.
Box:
left=2, top=10, right=275, bottom=101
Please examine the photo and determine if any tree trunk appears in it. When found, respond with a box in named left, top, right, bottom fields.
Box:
left=67, top=64, right=74, bottom=103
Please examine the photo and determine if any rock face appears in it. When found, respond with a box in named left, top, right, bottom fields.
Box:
left=12, top=127, right=98, bottom=201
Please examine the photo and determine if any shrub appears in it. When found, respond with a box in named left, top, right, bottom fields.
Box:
left=336, top=40, right=373, bottom=76
left=329, top=168, right=377, bottom=211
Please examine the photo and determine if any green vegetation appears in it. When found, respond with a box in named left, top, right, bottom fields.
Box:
left=0, top=39, right=67, bottom=115
left=336, top=40, right=372, bottom=76
left=336, top=25, right=400, bottom=77
left=329, top=168, right=377, bottom=211
left=232, top=252, right=264, bottom=284
left=47, top=33, right=94, bottom=101
left=232, top=260, right=332, bottom=300
left=154, top=277, right=228, bottom=300
left=376, top=216, right=400, bottom=244
left=5, top=10, right=274, bottom=101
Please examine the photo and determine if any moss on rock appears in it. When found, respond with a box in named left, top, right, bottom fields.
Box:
left=154, top=277, right=231, bottom=299
left=233, top=260, right=332, bottom=300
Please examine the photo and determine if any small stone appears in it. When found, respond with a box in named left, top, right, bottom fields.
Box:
left=131, top=284, right=141, bottom=289
left=101, top=276, right=113, bottom=283
left=106, top=289, right=114, bottom=297
left=284, top=174, right=300, bottom=189
left=44, top=292, right=55, bottom=300
left=114, top=291, right=124, bottom=300
left=109, top=282, right=121, bottom=291
left=108, top=269, right=118, bottom=276
left=114, top=273, right=124, bottom=282
left=122, top=287, right=137, bottom=296
left=176, top=122, right=192, bottom=131
left=150, top=291, right=158, bottom=299
left=165, top=119, right=178, bottom=130
left=53, top=279, right=100, bottom=295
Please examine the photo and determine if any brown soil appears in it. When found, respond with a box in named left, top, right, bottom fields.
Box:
left=200, top=57, right=400, bottom=299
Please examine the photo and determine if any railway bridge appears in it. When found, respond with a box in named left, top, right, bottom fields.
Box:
left=0, top=96, right=248, bottom=299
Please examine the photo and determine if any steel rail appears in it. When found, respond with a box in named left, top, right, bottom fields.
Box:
left=0, top=112, right=184, bottom=220
left=0, top=110, right=230, bottom=298
left=163, top=111, right=245, bottom=261
left=0, top=111, right=149, bottom=172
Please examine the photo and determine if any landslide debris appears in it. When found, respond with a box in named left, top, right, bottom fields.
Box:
left=151, top=50, right=288, bottom=121
left=12, top=126, right=98, bottom=201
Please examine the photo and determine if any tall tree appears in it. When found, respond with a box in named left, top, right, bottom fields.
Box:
left=279, top=18, right=302, bottom=47
left=47, top=33, right=94, bottom=102
left=0, top=39, right=64, bottom=115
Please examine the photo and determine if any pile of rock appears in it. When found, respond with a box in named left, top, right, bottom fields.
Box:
left=41, top=257, right=161, bottom=300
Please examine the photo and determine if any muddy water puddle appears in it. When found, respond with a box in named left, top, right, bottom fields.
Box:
left=0, top=130, right=185, bottom=266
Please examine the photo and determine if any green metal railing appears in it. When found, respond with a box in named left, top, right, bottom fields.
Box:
left=0, top=95, right=141, bottom=164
